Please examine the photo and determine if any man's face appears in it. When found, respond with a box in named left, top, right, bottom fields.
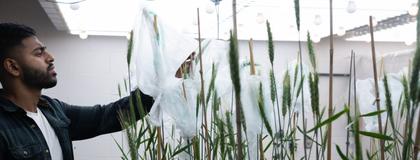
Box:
left=13, top=36, right=57, bottom=89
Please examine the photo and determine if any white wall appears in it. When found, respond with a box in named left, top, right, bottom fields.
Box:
left=1, top=0, right=415, bottom=159
left=44, top=36, right=129, bottom=160
left=1, top=0, right=129, bottom=159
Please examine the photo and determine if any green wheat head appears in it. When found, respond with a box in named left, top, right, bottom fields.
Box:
left=266, top=21, right=274, bottom=66
left=309, top=73, right=320, bottom=116
left=402, top=76, right=411, bottom=112
left=258, top=82, right=273, bottom=137
left=401, top=75, right=413, bottom=160
left=270, top=70, right=276, bottom=103
left=282, top=71, right=291, bottom=117
left=294, top=0, right=300, bottom=31
left=127, top=30, right=134, bottom=66
left=411, top=47, right=420, bottom=104
left=229, top=31, right=241, bottom=94
left=411, top=0, right=420, bottom=103
left=307, top=32, right=317, bottom=71
left=383, top=75, right=394, bottom=121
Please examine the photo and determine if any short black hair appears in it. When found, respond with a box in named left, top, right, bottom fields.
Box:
left=0, top=23, right=36, bottom=61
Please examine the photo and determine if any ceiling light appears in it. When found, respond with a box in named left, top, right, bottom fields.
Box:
left=408, top=3, right=418, bottom=16
left=256, top=13, right=265, bottom=24
left=346, top=0, right=357, bottom=14
left=314, top=14, right=322, bottom=25
left=79, top=31, right=88, bottom=39
left=206, top=4, right=215, bottom=14
left=289, top=24, right=295, bottom=29
left=70, top=3, right=80, bottom=10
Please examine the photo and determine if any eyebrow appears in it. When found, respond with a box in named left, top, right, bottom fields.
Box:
left=31, top=45, right=47, bottom=53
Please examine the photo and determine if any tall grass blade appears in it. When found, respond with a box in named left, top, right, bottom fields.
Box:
left=258, top=82, right=273, bottom=137
left=295, top=75, right=305, bottom=98
left=206, top=63, right=217, bottom=104
left=307, top=107, right=348, bottom=133
left=359, top=110, right=387, bottom=118
left=336, top=145, right=350, bottom=160
left=358, top=131, right=393, bottom=141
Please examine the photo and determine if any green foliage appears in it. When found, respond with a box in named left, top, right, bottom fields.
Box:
left=402, top=76, right=411, bottom=113
left=293, top=63, right=299, bottom=89
left=113, top=7, right=420, bottom=160
left=171, top=143, right=192, bottom=158
left=358, top=131, right=394, bottom=141
left=206, top=63, right=218, bottom=105
left=401, top=75, right=413, bottom=160
left=294, top=0, right=300, bottom=31
left=383, top=75, right=394, bottom=122
left=282, top=71, right=291, bottom=117
left=258, top=82, right=273, bottom=137
left=229, top=31, right=241, bottom=95
left=412, top=0, right=420, bottom=103
left=336, top=145, right=350, bottom=160
left=266, top=21, right=274, bottom=66
left=307, top=32, right=317, bottom=70
left=309, top=73, right=320, bottom=116
left=411, top=47, right=420, bottom=103
left=308, top=107, right=348, bottom=133
left=225, top=112, right=236, bottom=151
left=383, top=74, right=398, bottom=144
left=270, top=70, right=276, bottom=103
left=127, top=30, right=134, bottom=66
left=118, top=84, right=122, bottom=98
left=295, top=75, right=305, bottom=98
left=193, top=137, right=200, bottom=160
left=359, top=110, right=386, bottom=117
left=353, top=112, right=364, bottom=160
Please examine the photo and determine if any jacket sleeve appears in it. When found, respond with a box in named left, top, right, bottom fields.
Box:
left=59, top=89, right=154, bottom=141
left=0, top=135, right=5, bottom=159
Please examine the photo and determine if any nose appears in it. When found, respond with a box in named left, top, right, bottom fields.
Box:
left=45, top=51, right=55, bottom=63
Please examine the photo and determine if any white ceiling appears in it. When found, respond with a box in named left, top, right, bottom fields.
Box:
left=39, top=0, right=417, bottom=42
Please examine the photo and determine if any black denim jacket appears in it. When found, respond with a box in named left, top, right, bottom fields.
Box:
left=0, top=89, right=154, bottom=160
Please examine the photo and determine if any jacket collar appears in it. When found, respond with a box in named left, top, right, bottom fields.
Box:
left=0, top=89, right=49, bottom=113
left=0, top=95, right=22, bottom=112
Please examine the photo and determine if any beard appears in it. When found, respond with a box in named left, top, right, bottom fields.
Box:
left=21, top=64, right=57, bottom=89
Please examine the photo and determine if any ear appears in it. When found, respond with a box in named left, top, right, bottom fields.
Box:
left=3, top=58, right=21, bottom=77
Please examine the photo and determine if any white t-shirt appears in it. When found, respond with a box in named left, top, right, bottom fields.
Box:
left=26, top=108, right=63, bottom=160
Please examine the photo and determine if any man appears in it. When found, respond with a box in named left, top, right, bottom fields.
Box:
left=0, top=23, right=154, bottom=160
